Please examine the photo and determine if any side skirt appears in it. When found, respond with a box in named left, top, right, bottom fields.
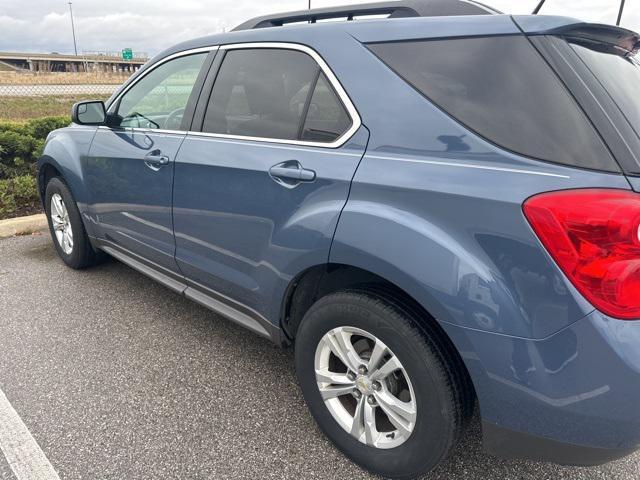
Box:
left=94, top=238, right=281, bottom=343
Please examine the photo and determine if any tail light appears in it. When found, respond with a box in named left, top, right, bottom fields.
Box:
left=523, top=189, right=640, bottom=320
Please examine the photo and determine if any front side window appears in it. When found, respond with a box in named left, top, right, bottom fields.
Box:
left=368, top=36, right=617, bottom=172
left=117, top=53, right=207, bottom=130
left=202, top=48, right=352, bottom=143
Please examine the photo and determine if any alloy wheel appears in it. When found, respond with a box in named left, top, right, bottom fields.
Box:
left=50, top=193, right=74, bottom=255
left=314, top=326, right=417, bottom=449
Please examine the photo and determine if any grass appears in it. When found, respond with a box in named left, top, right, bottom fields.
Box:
left=0, top=95, right=110, bottom=121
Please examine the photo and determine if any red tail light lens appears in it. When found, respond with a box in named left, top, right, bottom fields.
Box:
left=523, top=189, right=640, bottom=320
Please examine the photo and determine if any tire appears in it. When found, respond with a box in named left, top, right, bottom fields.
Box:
left=45, top=176, right=103, bottom=269
left=295, top=290, right=466, bottom=479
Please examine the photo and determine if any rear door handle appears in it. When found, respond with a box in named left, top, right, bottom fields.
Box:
left=144, top=151, right=170, bottom=171
left=269, top=161, right=316, bottom=187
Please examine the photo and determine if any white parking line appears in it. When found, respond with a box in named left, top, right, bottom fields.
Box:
left=0, top=389, right=60, bottom=480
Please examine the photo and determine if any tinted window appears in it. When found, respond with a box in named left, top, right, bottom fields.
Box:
left=117, top=53, right=206, bottom=130
left=369, top=36, right=616, bottom=171
left=301, top=72, right=352, bottom=142
left=571, top=41, right=640, bottom=142
left=203, top=49, right=319, bottom=140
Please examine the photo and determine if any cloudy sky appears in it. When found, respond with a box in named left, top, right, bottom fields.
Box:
left=1, top=0, right=638, bottom=56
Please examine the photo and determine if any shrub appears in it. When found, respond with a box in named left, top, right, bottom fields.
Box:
left=0, top=130, right=38, bottom=178
left=0, top=115, right=68, bottom=180
left=0, top=115, right=67, bottom=218
left=0, top=174, right=39, bottom=218
left=27, top=116, right=70, bottom=139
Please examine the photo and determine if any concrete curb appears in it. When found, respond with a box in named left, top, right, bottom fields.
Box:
left=0, top=214, right=47, bottom=239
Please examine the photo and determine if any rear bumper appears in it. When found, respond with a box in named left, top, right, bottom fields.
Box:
left=482, top=420, right=637, bottom=466
left=442, top=309, right=640, bottom=464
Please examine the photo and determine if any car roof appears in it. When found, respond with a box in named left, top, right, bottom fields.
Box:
left=155, top=14, right=581, bottom=59
left=132, top=11, right=638, bottom=85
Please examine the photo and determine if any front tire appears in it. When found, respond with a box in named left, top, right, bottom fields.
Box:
left=295, top=290, right=466, bottom=479
left=45, top=176, right=102, bottom=269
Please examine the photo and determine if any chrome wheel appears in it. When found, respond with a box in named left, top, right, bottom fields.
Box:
left=50, top=193, right=73, bottom=255
left=314, top=326, right=417, bottom=449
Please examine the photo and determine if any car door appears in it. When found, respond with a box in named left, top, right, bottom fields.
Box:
left=173, top=44, right=367, bottom=321
left=85, top=50, right=212, bottom=273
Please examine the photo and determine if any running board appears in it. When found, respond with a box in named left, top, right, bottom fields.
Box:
left=184, top=287, right=270, bottom=338
left=96, top=240, right=277, bottom=342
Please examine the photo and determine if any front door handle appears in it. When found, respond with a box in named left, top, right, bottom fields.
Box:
left=269, top=161, right=316, bottom=187
left=144, top=151, right=170, bottom=171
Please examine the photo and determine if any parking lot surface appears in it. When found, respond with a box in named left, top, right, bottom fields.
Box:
left=1, top=233, right=639, bottom=479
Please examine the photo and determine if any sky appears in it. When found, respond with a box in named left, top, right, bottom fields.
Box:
left=0, top=0, right=638, bottom=57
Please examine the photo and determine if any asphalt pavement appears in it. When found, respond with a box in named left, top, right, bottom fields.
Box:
left=1, top=233, right=639, bottom=479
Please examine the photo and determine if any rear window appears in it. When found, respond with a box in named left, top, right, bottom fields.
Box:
left=368, top=36, right=618, bottom=172
left=570, top=41, right=640, bottom=143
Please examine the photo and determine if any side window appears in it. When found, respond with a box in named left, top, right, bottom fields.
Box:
left=117, top=53, right=207, bottom=130
left=202, top=48, right=353, bottom=143
left=368, top=36, right=617, bottom=172
left=301, top=72, right=352, bottom=143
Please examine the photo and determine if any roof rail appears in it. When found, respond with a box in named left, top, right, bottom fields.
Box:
left=232, top=0, right=499, bottom=31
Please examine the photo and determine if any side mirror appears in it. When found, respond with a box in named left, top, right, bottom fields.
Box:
left=71, top=100, right=106, bottom=125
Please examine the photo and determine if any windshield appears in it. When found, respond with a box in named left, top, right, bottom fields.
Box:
left=570, top=41, right=640, bottom=142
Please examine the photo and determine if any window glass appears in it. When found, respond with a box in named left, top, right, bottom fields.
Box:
left=202, top=49, right=319, bottom=140
left=301, top=72, right=352, bottom=142
left=368, top=36, right=617, bottom=172
left=571, top=41, right=640, bottom=142
left=117, top=53, right=207, bottom=130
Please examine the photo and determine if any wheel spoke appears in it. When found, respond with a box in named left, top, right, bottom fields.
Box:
left=369, top=354, right=402, bottom=382
left=367, top=338, right=387, bottom=372
left=325, top=330, right=362, bottom=372
left=315, top=368, right=354, bottom=386
left=350, top=396, right=366, bottom=438
left=62, top=232, right=69, bottom=252
left=374, top=390, right=416, bottom=437
left=52, top=195, right=64, bottom=218
left=363, top=400, right=377, bottom=445
left=319, top=384, right=355, bottom=400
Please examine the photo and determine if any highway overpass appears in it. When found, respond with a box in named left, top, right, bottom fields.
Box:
left=0, top=51, right=148, bottom=73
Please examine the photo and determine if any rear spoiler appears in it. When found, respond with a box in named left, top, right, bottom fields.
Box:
left=548, top=23, right=640, bottom=54
left=514, top=17, right=640, bottom=55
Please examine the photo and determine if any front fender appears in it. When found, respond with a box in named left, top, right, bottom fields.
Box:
left=38, top=125, right=98, bottom=236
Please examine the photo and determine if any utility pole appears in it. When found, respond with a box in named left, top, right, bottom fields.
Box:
left=308, top=0, right=311, bottom=9
left=68, top=1, right=78, bottom=56
left=616, top=0, right=626, bottom=26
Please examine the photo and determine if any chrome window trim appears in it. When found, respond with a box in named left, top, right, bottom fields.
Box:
left=103, top=42, right=362, bottom=149
left=106, top=46, right=218, bottom=115
left=193, top=41, right=362, bottom=149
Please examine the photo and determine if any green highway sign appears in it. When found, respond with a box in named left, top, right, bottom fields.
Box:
left=122, top=48, right=133, bottom=61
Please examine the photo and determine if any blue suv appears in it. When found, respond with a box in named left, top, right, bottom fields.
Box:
left=38, top=1, right=640, bottom=477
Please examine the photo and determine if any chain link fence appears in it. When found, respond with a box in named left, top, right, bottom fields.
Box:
left=0, top=53, right=147, bottom=121
left=0, top=72, right=134, bottom=121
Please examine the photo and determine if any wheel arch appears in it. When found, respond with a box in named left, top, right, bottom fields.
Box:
left=281, top=262, right=477, bottom=420
left=37, top=159, right=62, bottom=203
left=37, top=127, right=98, bottom=237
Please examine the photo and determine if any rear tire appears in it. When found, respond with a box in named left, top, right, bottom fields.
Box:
left=45, top=176, right=103, bottom=269
left=295, top=290, right=466, bottom=479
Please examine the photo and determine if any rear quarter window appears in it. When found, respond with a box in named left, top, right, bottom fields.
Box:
left=368, top=36, right=619, bottom=172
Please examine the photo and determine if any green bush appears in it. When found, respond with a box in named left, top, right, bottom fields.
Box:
left=0, top=174, right=39, bottom=218
left=26, top=116, right=70, bottom=139
left=0, top=115, right=69, bottom=179
left=0, top=115, right=67, bottom=218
